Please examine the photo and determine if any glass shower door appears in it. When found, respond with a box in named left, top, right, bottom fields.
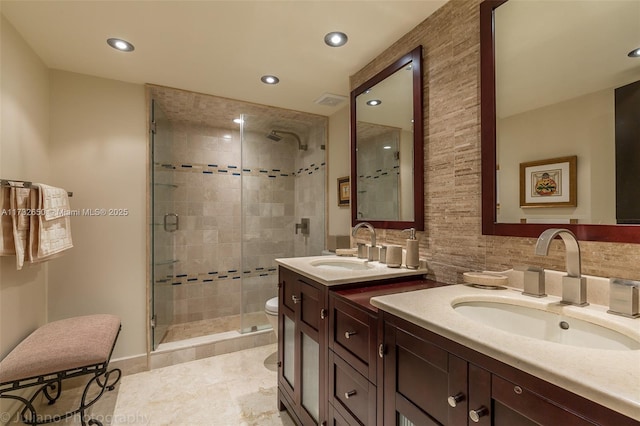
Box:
left=239, top=113, right=326, bottom=334
left=239, top=113, right=282, bottom=333
left=150, top=100, right=177, bottom=350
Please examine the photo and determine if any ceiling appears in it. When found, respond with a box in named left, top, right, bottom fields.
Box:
left=1, top=0, right=447, bottom=117
left=495, top=0, right=640, bottom=118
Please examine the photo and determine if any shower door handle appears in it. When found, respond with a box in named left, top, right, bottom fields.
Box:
left=164, top=213, right=179, bottom=232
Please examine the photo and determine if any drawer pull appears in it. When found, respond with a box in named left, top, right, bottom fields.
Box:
left=447, top=392, right=465, bottom=407
left=292, top=295, right=301, bottom=304
left=378, top=343, right=384, bottom=358
left=514, top=385, right=523, bottom=395
left=320, top=308, right=327, bottom=320
left=344, top=331, right=357, bottom=339
left=469, top=406, right=489, bottom=423
left=344, top=390, right=357, bottom=399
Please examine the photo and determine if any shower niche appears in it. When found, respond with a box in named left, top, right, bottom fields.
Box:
left=149, top=85, right=327, bottom=351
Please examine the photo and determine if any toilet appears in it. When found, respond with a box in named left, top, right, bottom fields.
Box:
left=265, top=296, right=278, bottom=337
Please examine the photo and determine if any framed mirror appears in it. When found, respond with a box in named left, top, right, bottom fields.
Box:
left=480, top=0, right=640, bottom=243
left=351, top=46, right=424, bottom=230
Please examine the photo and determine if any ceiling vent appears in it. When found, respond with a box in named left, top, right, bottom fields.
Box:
left=314, top=93, right=348, bottom=107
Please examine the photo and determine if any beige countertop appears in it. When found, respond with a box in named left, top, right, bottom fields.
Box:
left=275, top=255, right=428, bottom=286
left=370, top=284, right=640, bottom=420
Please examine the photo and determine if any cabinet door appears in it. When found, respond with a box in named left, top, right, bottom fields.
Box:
left=467, top=364, right=491, bottom=426
left=278, top=267, right=328, bottom=426
left=279, top=268, right=298, bottom=403
left=384, top=322, right=451, bottom=426
left=299, top=278, right=323, bottom=424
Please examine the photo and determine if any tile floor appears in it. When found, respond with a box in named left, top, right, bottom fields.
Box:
left=22, top=343, right=294, bottom=426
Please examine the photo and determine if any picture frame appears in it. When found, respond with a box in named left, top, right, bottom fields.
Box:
left=520, top=156, right=577, bottom=208
left=338, top=176, right=350, bottom=207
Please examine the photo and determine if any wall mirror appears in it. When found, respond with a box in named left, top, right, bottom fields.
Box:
left=480, top=0, right=640, bottom=243
left=351, top=46, right=424, bottom=230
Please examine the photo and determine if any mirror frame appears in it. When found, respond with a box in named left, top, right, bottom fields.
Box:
left=350, top=46, right=424, bottom=230
left=480, top=0, right=640, bottom=243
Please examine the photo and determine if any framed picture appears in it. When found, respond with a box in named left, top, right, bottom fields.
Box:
left=338, top=176, right=350, bottom=207
left=520, top=156, right=577, bottom=208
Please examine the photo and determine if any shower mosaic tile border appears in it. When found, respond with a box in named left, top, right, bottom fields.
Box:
left=156, top=266, right=278, bottom=286
left=154, top=161, right=326, bottom=178
left=358, top=165, right=401, bottom=180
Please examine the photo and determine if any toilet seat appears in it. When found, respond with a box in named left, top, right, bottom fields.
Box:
left=265, top=297, right=278, bottom=315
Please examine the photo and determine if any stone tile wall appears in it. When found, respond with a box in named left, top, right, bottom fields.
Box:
left=351, top=0, right=639, bottom=284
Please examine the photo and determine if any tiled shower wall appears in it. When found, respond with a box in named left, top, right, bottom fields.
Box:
left=151, top=86, right=326, bottom=327
left=350, top=0, right=639, bottom=283
left=356, top=129, right=400, bottom=220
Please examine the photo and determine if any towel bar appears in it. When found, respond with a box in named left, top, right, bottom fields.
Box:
left=1, top=179, right=73, bottom=197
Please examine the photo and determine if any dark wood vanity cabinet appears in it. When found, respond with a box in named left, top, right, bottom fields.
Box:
left=278, top=265, right=438, bottom=426
left=278, top=266, right=329, bottom=426
left=382, top=312, right=639, bottom=426
left=278, top=267, right=637, bottom=426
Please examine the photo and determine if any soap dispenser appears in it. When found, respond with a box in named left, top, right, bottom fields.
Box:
left=404, top=228, right=419, bottom=269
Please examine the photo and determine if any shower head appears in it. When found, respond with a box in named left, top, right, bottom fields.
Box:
left=267, top=130, right=308, bottom=151
left=266, top=131, right=282, bottom=142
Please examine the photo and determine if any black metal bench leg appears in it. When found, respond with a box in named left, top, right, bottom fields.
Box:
left=78, top=367, right=122, bottom=426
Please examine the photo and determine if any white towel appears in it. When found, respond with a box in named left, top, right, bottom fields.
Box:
left=10, top=187, right=31, bottom=269
left=0, top=187, right=16, bottom=256
left=32, top=183, right=73, bottom=260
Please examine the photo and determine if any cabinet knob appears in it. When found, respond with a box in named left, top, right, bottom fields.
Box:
left=344, top=390, right=357, bottom=399
left=469, top=406, right=489, bottom=423
left=320, top=308, right=327, bottom=320
left=292, top=295, right=301, bottom=304
left=344, top=330, right=357, bottom=339
left=378, top=343, right=385, bottom=358
left=447, top=392, right=465, bottom=407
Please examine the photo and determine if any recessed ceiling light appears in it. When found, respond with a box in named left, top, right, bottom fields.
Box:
left=107, top=38, right=134, bottom=52
left=628, top=47, right=640, bottom=58
left=324, top=31, right=348, bottom=47
left=366, top=99, right=382, bottom=106
left=233, top=118, right=243, bottom=124
left=261, top=75, right=280, bottom=85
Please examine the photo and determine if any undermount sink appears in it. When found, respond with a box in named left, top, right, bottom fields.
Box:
left=453, top=301, right=640, bottom=351
left=309, top=259, right=374, bottom=271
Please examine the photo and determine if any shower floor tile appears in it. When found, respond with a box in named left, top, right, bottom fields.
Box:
left=161, top=312, right=269, bottom=343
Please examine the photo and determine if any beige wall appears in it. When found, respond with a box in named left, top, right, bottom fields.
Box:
left=327, top=106, right=351, bottom=237
left=497, top=88, right=615, bottom=224
left=0, top=15, right=50, bottom=359
left=351, top=0, right=639, bottom=283
left=1, top=13, right=148, bottom=361
left=48, top=70, right=147, bottom=359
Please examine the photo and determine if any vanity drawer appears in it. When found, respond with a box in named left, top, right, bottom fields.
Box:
left=492, top=375, right=595, bottom=425
left=330, top=295, right=378, bottom=382
left=329, top=351, right=376, bottom=426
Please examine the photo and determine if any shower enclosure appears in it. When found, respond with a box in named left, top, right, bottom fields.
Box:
left=149, top=86, right=327, bottom=350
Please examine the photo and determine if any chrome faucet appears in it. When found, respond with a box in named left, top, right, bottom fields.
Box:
left=352, top=222, right=378, bottom=261
left=535, top=228, right=588, bottom=306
